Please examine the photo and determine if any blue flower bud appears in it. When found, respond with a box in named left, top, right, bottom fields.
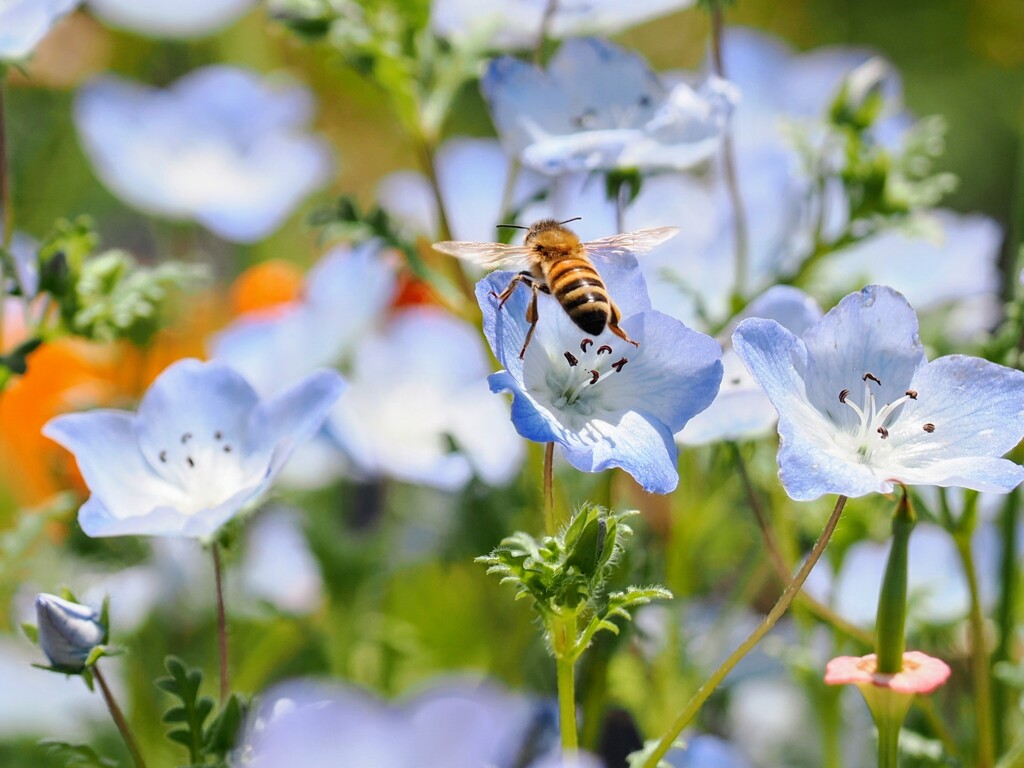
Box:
left=35, top=594, right=105, bottom=671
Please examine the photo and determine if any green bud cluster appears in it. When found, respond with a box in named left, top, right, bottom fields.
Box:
left=478, top=505, right=671, bottom=660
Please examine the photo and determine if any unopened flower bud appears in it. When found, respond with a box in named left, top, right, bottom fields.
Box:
left=35, top=593, right=105, bottom=671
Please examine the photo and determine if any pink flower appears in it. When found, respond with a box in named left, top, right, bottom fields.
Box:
left=824, top=651, right=951, bottom=694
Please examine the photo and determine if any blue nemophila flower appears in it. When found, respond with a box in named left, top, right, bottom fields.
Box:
left=483, top=37, right=736, bottom=175
left=35, top=593, right=105, bottom=671
left=432, top=0, right=693, bottom=52
left=0, top=0, right=79, bottom=61
left=74, top=66, right=332, bottom=243
left=733, top=285, right=1024, bottom=500
left=43, top=358, right=345, bottom=539
left=479, top=258, right=722, bottom=493
left=87, top=0, right=255, bottom=38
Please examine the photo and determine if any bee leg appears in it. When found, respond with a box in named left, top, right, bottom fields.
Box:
left=607, top=301, right=640, bottom=348
left=519, top=281, right=542, bottom=359
left=490, top=271, right=534, bottom=309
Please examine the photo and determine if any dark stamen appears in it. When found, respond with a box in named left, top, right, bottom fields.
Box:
left=863, top=372, right=881, bottom=385
left=588, top=370, right=600, bottom=384
left=905, top=390, right=918, bottom=400
left=877, top=426, right=889, bottom=439
left=597, top=345, right=613, bottom=355
left=923, top=423, right=935, bottom=433
left=181, top=432, right=192, bottom=444
left=186, top=456, right=195, bottom=468
left=564, top=351, right=579, bottom=367
left=611, top=358, right=628, bottom=373
left=159, top=450, right=167, bottom=463
left=730, top=377, right=742, bottom=385
left=581, top=338, right=593, bottom=352
left=223, top=445, right=232, bottom=453
left=214, top=430, right=223, bottom=440
left=839, top=388, right=850, bottom=403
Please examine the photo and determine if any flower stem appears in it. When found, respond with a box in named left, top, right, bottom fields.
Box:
left=955, top=530, right=995, bottom=768
left=211, top=542, right=229, bottom=703
left=553, top=611, right=579, bottom=753
left=534, top=0, right=558, bottom=65
left=707, top=5, right=748, bottom=305
left=639, top=494, right=848, bottom=768
left=877, top=716, right=901, bottom=768
left=731, top=444, right=872, bottom=645
left=0, top=79, right=10, bottom=354
left=994, top=491, right=1019, bottom=754
left=543, top=442, right=555, bottom=536
left=93, top=665, right=149, bottom=768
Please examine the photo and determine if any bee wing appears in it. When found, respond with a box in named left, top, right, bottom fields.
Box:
left=431, top=240, right=533, bottom=271
left=582, top=226, right=680, bottom=264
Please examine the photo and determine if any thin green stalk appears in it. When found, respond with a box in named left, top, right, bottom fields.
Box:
left=731, top=443, right=872, bottom=645
left=533, top=0, right=558, bottom=65
left=212, top=543, right=229, bottom=703
left=708, top=5, right=748, bottom=304
left=994, top=491, right=1019, bottom=754
left=640, top=495, right=848, bottom=768
left=0, top=80, right=9, bottom=356
left=955, top=532, right=995, bottom=768
left=94, top=664, right=149, bottom=768
left=878, top=717, right=900, bottom=768
left=875, top=493, right=913, bottom=674
left=554, top=612, right=579, bottom=752
left=543, top=442, right=555, bottom=535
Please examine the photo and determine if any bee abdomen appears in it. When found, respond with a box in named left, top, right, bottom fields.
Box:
left=547, top=260, right=610, bottom=335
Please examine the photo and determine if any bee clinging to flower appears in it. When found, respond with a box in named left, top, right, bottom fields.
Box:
left=433, top=218, right=678, bottom=358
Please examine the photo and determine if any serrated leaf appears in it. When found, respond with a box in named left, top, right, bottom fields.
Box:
left=158, top=656, right=211, bottom=764
left=204, top=694, right=248, bottom=757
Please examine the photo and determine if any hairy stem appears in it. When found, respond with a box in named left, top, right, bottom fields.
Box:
left=554, top=612, right=579, bottom=753
left=212, top=542, right=229, bottom=703
left=94, top=665, right=149, bottom=768
left=639, top=494, right=848, bottom=768
left=543, top=442, right=555, bottom=536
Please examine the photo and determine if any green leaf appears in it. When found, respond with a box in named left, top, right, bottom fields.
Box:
left=204, top=693, right=249, bottom=758
left=40, top=740, right=117, bottom=768
left=21, top=622, right=38, bottom=644
left=156, top=656, right=213, bottom=764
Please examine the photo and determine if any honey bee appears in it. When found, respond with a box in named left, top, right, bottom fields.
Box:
left=433, top=218, right=678, bottom=358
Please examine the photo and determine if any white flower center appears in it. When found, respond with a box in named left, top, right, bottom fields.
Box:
left=837, top=372, right=935, bottom=459
left=544, top=337, right=630, bottom=419
left=153, top=428, right=252, bottom=512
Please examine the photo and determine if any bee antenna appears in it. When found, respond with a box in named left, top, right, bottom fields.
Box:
left=558, top=217, right=582, bottom=225
left=496, top=223, right=529, bottom=231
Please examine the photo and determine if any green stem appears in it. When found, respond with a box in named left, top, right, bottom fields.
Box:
left=707, top=4, right=748, bottom=305
left=94, top=664, right=149, bottom=768
left=875, top=493, right=913, bottom=674
left=212, top=542, right=229, bottom=703
left=955, top=531, right=995, bottom=768
left=533, top=0, right=558, bottom=65
left=0, top=80, right=9, bottom=355
left=878, top=716, right=901, bottom=768
left=994, top=491, right=1019, bottom=754
left=543, top=442, right=555, bottom=536
left=640, top=495, right=848, bottom=768
left=554, top=612, right=579, bottom=753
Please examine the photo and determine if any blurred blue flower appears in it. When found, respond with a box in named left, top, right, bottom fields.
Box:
left=43, top=358, right=345, bottom=539
left=432, top=0, right=694, bottom=52
left=733, top=285, right=1024, bottom=501
left=240, top=678, right=573, bottom=768
left=0, top=0, right=79, bottom=61
left=74, top=66, right=333, bottom=243
left=34, top=593, right=105, bottom=671
left=377, top=136, right=546, bottom=242
left=678, top=286, right=821, bottom=446
left=87, top=0, right=255, bottom=38
left=238, top=508, right=323, bottom=616
left=212, top=242, right=397, bottom=398
left=483, top=37, right=736, bottom=174
left=327, top=306, right=525, bottom=490
left=479, top=258, right=722, bottom=493
left=213, top=243, right=523, bottom=491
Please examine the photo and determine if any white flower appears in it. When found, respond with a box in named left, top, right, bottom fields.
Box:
left=87, top=0, right=255, bottom=38
left=35, top=593, right=105, bottom=670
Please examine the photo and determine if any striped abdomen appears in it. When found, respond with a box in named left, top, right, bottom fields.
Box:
left=544, top=257, right=610, bottom=336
